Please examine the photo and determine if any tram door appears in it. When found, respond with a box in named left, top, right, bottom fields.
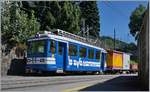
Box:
left=56, top=42, right=67, bottom=73
left=101, top=53, right=106, bottom=71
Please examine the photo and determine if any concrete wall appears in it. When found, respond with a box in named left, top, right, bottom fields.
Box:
left=138, top=8, right=149, bottom=90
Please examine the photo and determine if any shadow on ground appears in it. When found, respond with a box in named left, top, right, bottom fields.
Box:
left=7, top=59, right=26, bottom=76
left=80, top=75, right=148, bottom=91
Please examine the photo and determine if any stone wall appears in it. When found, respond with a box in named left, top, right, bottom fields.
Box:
left=1, top=47, right=16, bottom=76
left=1, top=46, right=26, bottom=76
left=138, top=8, right=149, bottom=90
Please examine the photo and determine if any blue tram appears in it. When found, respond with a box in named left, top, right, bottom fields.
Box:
left=26, top=29, right=107, bottom=73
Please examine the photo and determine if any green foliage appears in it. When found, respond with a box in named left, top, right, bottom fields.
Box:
left=2, top=1, right=40, bottom=52
left=100, top=36, right=128, bottom=50
left=25, top=1, right=81, bottom=34
left=79, top=1, right=100, bottom=37
left=100, top=36, right=137, bottom=53
left=130, top=60, right=138, bottom=64
left=129, top=4, right=146, bottom=40
left=14, top=10, right=40, bottom=43
left=60, top=1, right=81, bottom=33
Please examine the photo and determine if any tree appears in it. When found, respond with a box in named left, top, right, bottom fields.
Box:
left=79, top=1, right=100, bottom=38
left=2, top=1, right=40, bottom=54
left=129, top=4, right=146, bottom=40
left=60, top=1, right=81, bottom=33
left=22, top=1, right=81, bottom=34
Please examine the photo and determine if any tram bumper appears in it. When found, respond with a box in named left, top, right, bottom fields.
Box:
left=26, top=64, right=57, bottom=72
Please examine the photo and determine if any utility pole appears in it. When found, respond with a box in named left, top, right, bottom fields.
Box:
left=86, top=25, right=89, bottom=38
left=114, top=28, right=116, bottom=50
left=81, top=18, right=86, bottom=37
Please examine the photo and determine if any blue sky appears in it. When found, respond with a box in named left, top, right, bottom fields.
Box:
left=97, top=1, right=148, bottom=43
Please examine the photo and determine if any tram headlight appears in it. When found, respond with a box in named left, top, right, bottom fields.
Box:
left=40, top=59, right=45, bottom=62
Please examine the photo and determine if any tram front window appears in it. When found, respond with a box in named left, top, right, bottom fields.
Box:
left=27, top=40, right=45, bottom=55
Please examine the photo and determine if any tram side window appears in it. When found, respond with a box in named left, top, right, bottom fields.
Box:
left=69, top=44, right=77, bottom=56
left=80, top=47, right=86, bottom=58
left=96, top=50, right=101, bottom=60
left=88, top=49, right=94, bottom=59
left=58, top=42, right=63, bottom=55
left=50, top=40, right=56, bottom=54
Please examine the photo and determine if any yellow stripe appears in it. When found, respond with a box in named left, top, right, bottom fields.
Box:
left=63, top=84, right=92, bottom=92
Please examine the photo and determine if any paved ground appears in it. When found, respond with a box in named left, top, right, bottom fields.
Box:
left=2, top=74, right=146, bottom=92
left=80, top=75, right=144, bottom=91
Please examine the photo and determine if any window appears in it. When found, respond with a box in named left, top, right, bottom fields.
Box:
left=50, top=40, right=56, bottom=54
left=96, top=50, right=101, bottom=60
left=88, top=48, right=94, bottom=59
left=33, top=41, right=45, bottom=54
left=28, top=40, right=45, bottom=54
left=80, top=47, right=86, bottom=58
left=69, top=44, right=77, bottom=56
left=58, top=42, right=63, bottom=55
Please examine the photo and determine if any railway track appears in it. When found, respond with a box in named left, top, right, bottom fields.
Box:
left=2, top=75, right=119, bottom=90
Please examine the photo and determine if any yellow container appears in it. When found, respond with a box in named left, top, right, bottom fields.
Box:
left=106, top=50, right=123, bottom=69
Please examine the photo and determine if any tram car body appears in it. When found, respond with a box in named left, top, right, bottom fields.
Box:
left=26, top=29, right=107, bottom=73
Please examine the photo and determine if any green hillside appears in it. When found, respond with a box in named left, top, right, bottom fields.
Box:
left=100, top=36, right=137, bottom=54
left=100, top=36, right=127, bottom=50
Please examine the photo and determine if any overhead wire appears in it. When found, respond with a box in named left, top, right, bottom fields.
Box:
left=108, top=1, right=129, bottom=18
left=103, top=1, right=128, bottom=19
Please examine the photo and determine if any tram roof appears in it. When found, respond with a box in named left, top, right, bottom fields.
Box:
left=28, top=31, right=107, bottom=53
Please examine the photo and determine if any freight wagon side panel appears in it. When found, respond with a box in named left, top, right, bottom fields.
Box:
left=123, top=53, right=130, bottom=70
left=112, top=52, right=123, bottom=69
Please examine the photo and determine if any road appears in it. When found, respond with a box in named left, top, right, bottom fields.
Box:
left=2, top=74, right=140, bottom=91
